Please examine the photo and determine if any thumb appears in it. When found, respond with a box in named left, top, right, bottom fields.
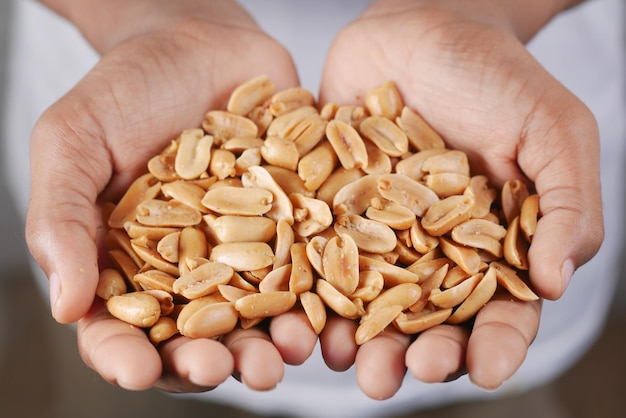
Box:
left=520, top=97, right=604, bottom=300
left=26, top=101, right=112, bottom=324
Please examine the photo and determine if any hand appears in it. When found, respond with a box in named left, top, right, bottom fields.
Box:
left=315, top=0, right=601, bottom=398
left=26, top=0, right=299, bottom=392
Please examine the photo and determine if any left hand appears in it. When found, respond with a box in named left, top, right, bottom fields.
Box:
left=303, top=0, right=601, bottom=399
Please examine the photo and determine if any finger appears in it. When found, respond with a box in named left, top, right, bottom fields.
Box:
left=77, top=300, right=162, bottom=390
left=319, top=314, right=359, bottom=371
left=156, top=336, right=234, bottom=393
left=466, top=293, right=542, bottom=390
left=26, top=103, right=112, bottom=323
left=355, top=327, right=410, bottom=400
left=269, top=309, right=318, bottom=365
left=518, top=98, right=603, bottom=299
left=220, top=327, right=284, bottom=391
left=405, top=324, right=469, bottom=384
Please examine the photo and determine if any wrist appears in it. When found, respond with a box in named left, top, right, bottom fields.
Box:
left=364, top=0, right=588, bottom=43
left=505, top=0, right=588, bottom=42
left=38, top=0, right=259, bottom=54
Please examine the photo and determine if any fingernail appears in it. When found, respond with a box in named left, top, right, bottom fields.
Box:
left=561, top=259, right=575, bottom=290
left=49, top=272, right=61, bottom=314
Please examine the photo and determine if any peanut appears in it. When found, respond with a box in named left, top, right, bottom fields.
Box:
left=100, top=76, right=541, bottom=349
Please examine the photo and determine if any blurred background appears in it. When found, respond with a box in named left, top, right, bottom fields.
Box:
left=0, top=1, right=625, bottom=418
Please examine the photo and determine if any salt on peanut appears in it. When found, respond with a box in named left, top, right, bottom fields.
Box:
left=101, top=76, right=541, bottom=348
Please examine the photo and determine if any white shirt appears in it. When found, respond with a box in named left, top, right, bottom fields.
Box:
left=2, top=1, right=624, bottom=417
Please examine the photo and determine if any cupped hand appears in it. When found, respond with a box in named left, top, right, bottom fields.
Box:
left=26, top=1, right=299, bottom=392
left=317, top=0, right=600, bottom=398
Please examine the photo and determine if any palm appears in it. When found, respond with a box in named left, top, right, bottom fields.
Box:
left=317, top=3, right=601, bottom=397
left=83, top=24, right=299, bottom=202
left=27, top=20, right=299, bottom=392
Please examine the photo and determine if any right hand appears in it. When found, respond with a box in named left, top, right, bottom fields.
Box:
left=26, top=0, right=300, bottom=393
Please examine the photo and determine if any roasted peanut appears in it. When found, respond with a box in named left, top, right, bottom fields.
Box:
left=102, top=76, right=540, bottom=349
left=108, top=174, right=161, bottom=229
left=149, top=317, right=179, bottom=345
left=201, top=185, right=273, bottom=216
left=202, top=110, right=259, bottom=142
left=106, top=292, right=161, bottom=328
left=334, top=214, right=397, bottom=254
left=266, top=105, right=318, bottom=138
left=136, top=199, right=202, bottom=227
left=258, top=263, right=291, bottom=293
left=289, top=243, right=314, bottom=294
left=394, top=308, right=453, bottom=334
left=394, top=148, right=447, bottom=181
left=177, top=298, right=239, bottom=339
left=464, top=175, right=497, bottom=219
left=519, top=194, right=539, bottom=242
left=377, top=173, right=439, bottom=217
left=210, top=242, right=275, bottom=271
left=365, top=283, right=422, bottom=316
left=316, top=278, right=359, bottom=319
left=356, top=304, right=403, bottom=345
left=161, top=180, right=209, bottom=213
left=274, top=219, right=295, bottom=269
left=290, top=192, right=333, bottom=237
left=363, top=140, right=393, bottom=175
left=333, top=174, right=381, bottom=216
left=227, top=75, right=274, bottom=116
left=439, top=237, right=482, bottom=276
left=395, top=106, right=445, bottom=151
left=447, top=266, right=498, bottom=324
left=325, top=120, right=368, bottom=170
left=209, top=149, right=237, bottom=180
left=173, top=261, right=234, bottom=299
left=130, top=237, right=179, bottom=276
left=298, top=141, right=338, bottom=192
left=451, top=219, right=507, bottom=258
left=234, top=291, right=297, bottom=319
left=97, top=268, right=127, bottom=300
left=269, top=86, right=316, bottom=117
left=174, top=129, right=214, bottom=180
left=359, top=255, right=421, bottom=287
left=501, top=180, right=530, bottom=225
left=263, top=165, right=313, bottom=197
left=503, top=216, right=530, bottom=270
left=300, top=291, right=327, bottom=335
left=421, top=195, right=474, bottom=236
left=322, top=234, right=360, bottom=296
left=260, top=135, right=299, bottom=171
left=366, top=197, right=417, bottom=230
left=364, top=80, right=403, bottom=120
left=359, top=116, right=409, bottom=157
left=429, top=272, right=483, bottom=309
left=133, top=269, right=176, bottom=293
left=242, top=166, right=294, bottom=224
left=156, top=231, right=180, bottom=263
left=207, top=215, right=276, bottom=243
left=490, top=261, right=538, bottom=301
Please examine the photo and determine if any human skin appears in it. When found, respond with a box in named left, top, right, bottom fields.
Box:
left=27, top=0, right=300, bottom=392
left=311, top=0, right=601, bottom=397
left=26, top=0, right=600, bottom=401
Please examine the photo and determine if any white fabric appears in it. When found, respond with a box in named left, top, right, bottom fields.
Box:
left=2, top=1, right=624, bottom=417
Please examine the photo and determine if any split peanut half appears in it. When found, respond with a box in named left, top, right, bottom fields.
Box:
left=99, top=76, right=539, bottom=347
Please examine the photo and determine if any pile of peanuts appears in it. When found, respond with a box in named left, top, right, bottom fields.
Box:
left=99, top=76, right=539, bottom=346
